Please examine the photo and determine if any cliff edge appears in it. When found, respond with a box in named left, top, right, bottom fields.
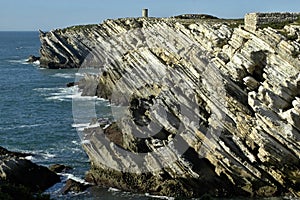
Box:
left=38, top=14, right=300, bottom=198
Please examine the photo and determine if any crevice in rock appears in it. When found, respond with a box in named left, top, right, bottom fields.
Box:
left=250, top=50, right=268, bottom=83
left=130, top=96, right=154, bottom=127
left=219, top=131, right=249, bottom=162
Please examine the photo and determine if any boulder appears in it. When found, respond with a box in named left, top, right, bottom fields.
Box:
left=61, top=179, right=91, bottom=194
left=0, top=147, right=60, bottom=192
left=49, top=164, right=72, bottom=173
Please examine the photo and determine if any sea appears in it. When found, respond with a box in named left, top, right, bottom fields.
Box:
left=0, top=31, right=297, bottom=200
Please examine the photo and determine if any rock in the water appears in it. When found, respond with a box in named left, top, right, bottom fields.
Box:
left=61, top=179, right=91, bottom=194
left=0, top=146, right=60, bottom=192
left=39, top=13, right=300, bottom=198
left=0, top=146, right=31, bottom=158
left=49, top=164, right=72, bottom=173
left=27, top=55, right=40, bottom=63
left=66, top=82, right=77, bottom=87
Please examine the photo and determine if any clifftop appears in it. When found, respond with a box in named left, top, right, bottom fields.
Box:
left=38, top=16, right=244, bottom=68
left=37, top=13, right=300, bottom=198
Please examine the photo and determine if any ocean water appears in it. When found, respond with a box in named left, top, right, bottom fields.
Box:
left=0, top=31, right=296, bottom=200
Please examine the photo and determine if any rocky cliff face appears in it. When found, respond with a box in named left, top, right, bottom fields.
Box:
left=39, top=16, right=300, bottom=198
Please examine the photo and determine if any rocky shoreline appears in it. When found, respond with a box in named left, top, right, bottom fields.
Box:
left=0, top=146, right=60, bottom=199
left=0, top=147, right=92, bottom=199
left=33, top=13, right=300, bottom=198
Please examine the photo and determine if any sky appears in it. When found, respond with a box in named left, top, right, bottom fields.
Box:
left=1, top=0, right=300, bottom=31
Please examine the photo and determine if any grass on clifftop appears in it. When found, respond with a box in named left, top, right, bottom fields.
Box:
left=170, top=18, right=244, bottom=28
left=60, top=24, right=99, bottom=33
left=260, top=17, right=300, bottom=30
left=57, top=16, right=244, bottom=34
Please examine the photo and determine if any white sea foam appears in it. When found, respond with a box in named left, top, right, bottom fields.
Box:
left=72, top=122, right=100, bottom=132
left=72, top=123, right=90, bottom=131
left=72, top=93, right=98, bottom=100
left=33, top=60, right=40, bottom=65
left=71, top=140, right=80, bottom=145
left=40, top=152, right=56, bottom=159
left=75, top=72, right=85, bottom=77
left=87, top=123, right=100, bottom=128
left=81, top=140, right=91, bottom=145
left=108, top=187, right=121, bottom=192
left=145, top=193, right=175, bottom=200
left=45, top=86, right=79, bottom=101
left=51, top=73, right=74, bottom=79
left=8, top=59, right=28, bottom=64
left=44, top=86, right=103, bottom=102
left=34, top=86, right=85, bottom=101
left=72, top=123, right=90, bottom=128
left=102, top=124, right=111, bottom=130
left=96, top=97, right=110, bottom=102
left=22, top=150, right=56, bottom=161
left=25, top=155, right=34, bottom=160
left=18, top=124, right=45, bottom=128
left=0, top=123, right=46, bottom=131
left=60, top=173, right=90, bottom=185
left=35, top=84, right=110, bottom=103
left=34, top=87, right=59, bottom=92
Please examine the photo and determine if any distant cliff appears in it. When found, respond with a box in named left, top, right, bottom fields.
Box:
left=38, top=14, right=300, bottom=198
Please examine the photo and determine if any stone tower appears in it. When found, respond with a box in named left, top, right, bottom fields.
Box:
left=142, top=9, right=148, bottom=18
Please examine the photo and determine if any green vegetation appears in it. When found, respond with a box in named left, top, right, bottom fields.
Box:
left=260, top=20, right=295, bottom=30
left=269, top=17, right=300, bottom=42
left=60, top=24, right=99, bottom=33
left=260, top=17, right=300, bottom=30
left=292, top=52, right=300, bottom=58
left=280, top=31, right=298, bottom=41
left=56, top=16, right=245, bottom=35
left=294, top=16, right=300, bottom=24
left=173, top=18, right=244, bottom=28
left=225, top=18, right=244, bottom=28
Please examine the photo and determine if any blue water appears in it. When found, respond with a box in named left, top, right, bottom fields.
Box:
left=0, top=31, right=296, bottom=200
left=0, top=32, right=86, bottom=167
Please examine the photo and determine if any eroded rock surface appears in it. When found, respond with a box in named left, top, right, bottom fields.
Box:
left=39, top=15, right=300, bottom=198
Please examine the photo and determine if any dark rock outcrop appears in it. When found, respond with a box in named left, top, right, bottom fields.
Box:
left=61, top=179, right=91, bottom=194
left=66, top=82, right=78, bottom=87
left=49, top=164, right=72, bottom=173
left=39, top=14, right=300, bottom=198
left=27, top=55, right=40, bottom=63
left=0, top=147, right=60, bottom=192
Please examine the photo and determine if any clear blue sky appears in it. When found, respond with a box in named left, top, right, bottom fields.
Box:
left=1, top=0, right=300, bottom=31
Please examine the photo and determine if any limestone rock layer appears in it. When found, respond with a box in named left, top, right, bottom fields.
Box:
left=39, top=17, right=300, bottom=198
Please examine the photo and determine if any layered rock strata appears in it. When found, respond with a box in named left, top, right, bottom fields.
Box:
left=39, top=15, right=300, bottom=198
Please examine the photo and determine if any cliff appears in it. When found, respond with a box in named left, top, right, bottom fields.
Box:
left=39, top=15, right=300, bottom=198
